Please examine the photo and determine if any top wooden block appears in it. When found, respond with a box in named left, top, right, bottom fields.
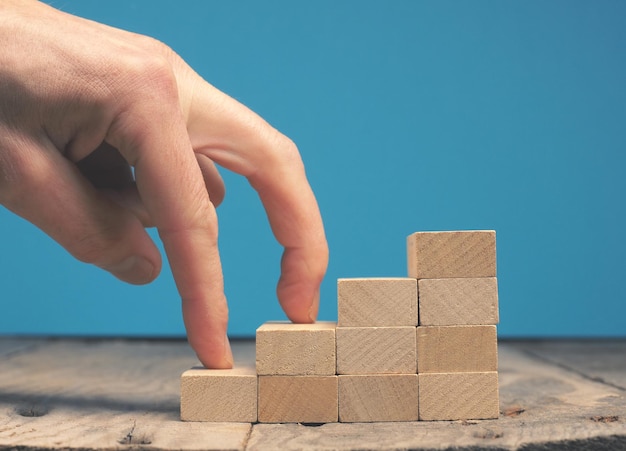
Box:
left=337, top=278, right=418, bottom=327
left=256, top=322, right=336, bottom=376
left=407, top=231, right=496, bottom=279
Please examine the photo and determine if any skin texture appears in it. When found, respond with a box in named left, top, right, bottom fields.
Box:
left=0, top=0, right=328, bottom=368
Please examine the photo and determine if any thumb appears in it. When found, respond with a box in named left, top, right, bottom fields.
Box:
left=0, top=133, right=161, bottom=284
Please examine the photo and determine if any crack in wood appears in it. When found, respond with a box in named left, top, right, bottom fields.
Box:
left=0, top=343, right=44, bottom=361
left=118, top=420, right=152, bottom=446
left=590, top=415, right=620, bottom=423
left=521, top=349, right=626, bottom=392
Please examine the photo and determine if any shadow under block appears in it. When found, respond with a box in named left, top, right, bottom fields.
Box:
left=336, top=327, right=417, bottom=374
left=180, top=366, right=257, bottom=422
left=256, top=322, right=336, bottom=376
left=338, top=374, right=419, bottom=422
left=417, top=325, right=498, bottom=373
left=418, top=372, right=499, bottom=421
left=258, top=376, right=338, bottom=423
left=337, top=278, right=418, bottom=327
left=407, top=230, right=496, bottom=279
left=418, top=277, right=499, bottom=326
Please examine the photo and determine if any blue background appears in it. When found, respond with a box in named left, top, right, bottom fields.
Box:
left=1, top=1, right=624, bottom=337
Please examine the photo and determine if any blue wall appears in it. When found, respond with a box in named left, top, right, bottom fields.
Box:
left=1, top=1, right=624, bottom=337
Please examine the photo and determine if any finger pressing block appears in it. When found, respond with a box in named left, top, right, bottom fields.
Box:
left=256, top=321, right=336, bottom=376
left=181, top=366, right=257, bottom=422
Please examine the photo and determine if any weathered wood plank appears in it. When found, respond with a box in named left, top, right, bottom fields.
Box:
left=1, top=338, right=625, bottom=451
left=0, top=338, right=253, bottom=450
left=247, top=342, right=626, bottom=450
left=0, top=337, right=44, bottom=358
left=513, top=339, right=626, bottom=391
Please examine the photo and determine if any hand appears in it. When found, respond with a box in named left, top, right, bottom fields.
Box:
left=0, top=1, right=328, bottom=368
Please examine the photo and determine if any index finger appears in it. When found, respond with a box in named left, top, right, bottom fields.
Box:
left=107, top=78, right=233, bottom=369
left=187, top=81, right=329, bottom=323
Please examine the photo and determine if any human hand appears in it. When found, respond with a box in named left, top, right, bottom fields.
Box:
left=0, top=1, right=328, bottom=368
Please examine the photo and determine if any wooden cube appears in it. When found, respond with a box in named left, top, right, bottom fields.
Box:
left=418, top=277, right=498, bottom=326
left=407, top=231, right=496, bottom=279
left=256, top=322, right=336, bottom=376
left=337, top=278, right=418, bottom=327
left=336, top=326, right=417, bottom=375
left=181, top=366, right=257, bottom=422
left=418, top=372, right=499, bottom=421
left=258, top=376, right=338, bottom=423
left=338, top=374, right=418, bottom=422
left=417, top=325, right=498, bottom=373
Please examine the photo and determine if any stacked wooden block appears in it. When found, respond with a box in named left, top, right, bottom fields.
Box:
left=256, top=322, right=338, bottom=422
left=336, top=278, right=419, bottom=422
left=409, top=231, right=500, bottom=421
left=181, top=230, right=499, bottom=423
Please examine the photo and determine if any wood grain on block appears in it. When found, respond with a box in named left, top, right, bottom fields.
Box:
left=4, top=338, right=626, bottom=450
left=418, top=372, right=499, bottom=421
left=181, top=366, right=257, bottom=422
left=258, top=376, right=338, bottom=423
left=418, top=277, right=499, bottom=326
left=407, top=230, right=496, bottom=279
left=256, top=321, right=336, bottom=376
left=336, top=327, right=417, bottom=375
left=338, top=375, right=418, bottom=422
left=337, top=278, right=418, bottom=327
left=417, top=325, right=498, bottom=373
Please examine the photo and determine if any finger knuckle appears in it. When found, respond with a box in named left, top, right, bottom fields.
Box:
left=113, top=41, right=178, bottom=102
left=71, top=224, right=122, bottom=266
left=265, top=133, right=304, bottom=171
left=136, top=58, right=177, bottom=97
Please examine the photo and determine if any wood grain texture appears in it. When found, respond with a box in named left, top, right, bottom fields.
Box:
left=2, top=338, right=626, bottom=450
left=418, top=277, right=499, bottom=325
left=336, top=327, right=416, bottom=375
left=338, top=375, right=418, bottom=422
left=256, top=322, right=336, bottom=376
left=337, top=278, right=417, bottom=327
left=417, top=325, right=498, bottom=373
left=0, top=339, right=253, bottom=450
left=407, top=230, right=496, bottom=279
left=181, top=366, right=257, bottom=422
left=518, top=339, right=626, bottom=390
left=247, top=341, right=626, bottom=449
left=418, top=372, right=499, bottom=421
left=258, top=376, right=338, bottom=423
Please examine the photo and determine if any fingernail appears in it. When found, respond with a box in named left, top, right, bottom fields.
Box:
left=223, top=334, right=234, bottom=368
left=308, top=288, right=320, bottom=322
left=105, top=256, right=154, bottom=284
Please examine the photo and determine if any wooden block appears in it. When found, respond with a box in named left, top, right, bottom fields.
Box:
left=181, top=366, right=257, bottom=422
left=256, top=321, right=336, bottom=376
left=418, top=277, right=499, bottom=325
left=336, top=327, right=416, bottom=374
left=417, top=325, right=498, bottom=373
left=338, top=374, right=419, bottom=422
left=418, top=372, right=499, bottom=421
left=407, top=230, right=496, bottom=279
left=337, top=278, right=418, bottom=327
left=258, top=376, right=338, bottom=423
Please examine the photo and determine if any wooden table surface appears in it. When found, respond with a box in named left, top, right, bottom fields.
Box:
left=0, top=337, right=624, bottom=450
